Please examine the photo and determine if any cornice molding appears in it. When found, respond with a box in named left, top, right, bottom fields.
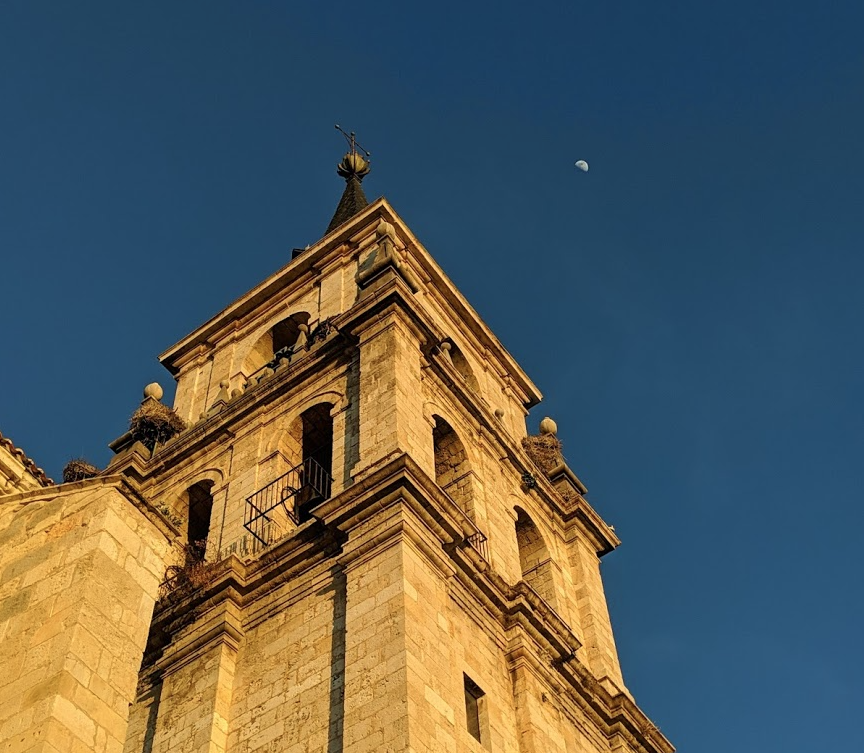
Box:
left=146, top=452, right=670, bottom=751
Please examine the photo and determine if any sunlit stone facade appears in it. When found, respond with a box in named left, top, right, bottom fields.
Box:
left=0, top=179, right=673, bottom=753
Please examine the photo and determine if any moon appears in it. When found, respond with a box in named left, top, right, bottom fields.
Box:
left=575, top=160, right=589, bottom=172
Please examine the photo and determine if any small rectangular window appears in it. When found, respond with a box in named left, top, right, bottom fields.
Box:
left=463, top=674, right=485, bottom=743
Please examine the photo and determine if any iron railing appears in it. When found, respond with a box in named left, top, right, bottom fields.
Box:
left=244, top=457, right=332, bottom=546
left=247, top=344, right=298, bottom=386
left=465, top=530, right=489, bottom=562
left=217, top=532, right=272, bottom=561
left=438, top=474, right=490, bottom=563
left=245, top=318, right=337, bottom=388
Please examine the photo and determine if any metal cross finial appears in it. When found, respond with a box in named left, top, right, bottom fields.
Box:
left=335, top=124, right=371, bottom=158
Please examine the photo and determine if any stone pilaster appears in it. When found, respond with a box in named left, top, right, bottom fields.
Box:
left=568, top=535, right=627, bottom=691
left=351, top=300, right=432, bottom=479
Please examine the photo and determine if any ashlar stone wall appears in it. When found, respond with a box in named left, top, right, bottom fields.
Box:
left=0, top=478, right=175, bottom=753
left=111, top=198, right=668, bottom=752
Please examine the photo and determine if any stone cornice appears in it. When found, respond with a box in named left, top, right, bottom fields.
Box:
left=0, top=474, right=179, bottom=541
left=506, top=636, right=674, bottom=753
left=154, top=593, right=244, bottom=679
left=424, top=343, right=620, bottom=555
left=145, top=453, right=668, bottom=751
left=157, top=198, right=541, bottom=410
left=113, top=330, right=354, bottom=484
left=374, top=202, right=541, bottom=409
left=330, top=268, right=618, bottom=554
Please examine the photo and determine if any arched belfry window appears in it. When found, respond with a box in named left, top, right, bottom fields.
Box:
left=300, top=403, right=333, bottom=482
left=278, top=403, right=334, bottom=519
left=245, top=403, right=335, bottom=545
left=441, top=340, right=480, bottom=394
left=243, top=312, right=311, bottom=377
left=433, top=415, right=476, bottom=520
left=514, top=507, right=558, bottom=609
left=184, top=480, right=214, bottom=564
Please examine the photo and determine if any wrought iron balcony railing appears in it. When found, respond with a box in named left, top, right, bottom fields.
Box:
left=438, top=490, right=490, bottom=563
left=465, top=530, right=489, bottom=562
left=245, top=318, right=338, bottom=388
left=244, top=457, right=332, bottom=546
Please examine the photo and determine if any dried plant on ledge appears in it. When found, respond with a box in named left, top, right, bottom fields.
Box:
left=62, top=458, right=100, bottom=483
left=129, top=401, right=187, bottom=452
left=158, top=547, right=223, bottom=603
left=154, top=503, right=184, bottom=528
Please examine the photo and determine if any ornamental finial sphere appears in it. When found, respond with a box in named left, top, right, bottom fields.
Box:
left=143, top=382, right=164, bottom=401
left=539, top=417, right=558, bottom=435
left=336, top=152, right=370, bottom=181
left=376, top=219, right=395, bottom=238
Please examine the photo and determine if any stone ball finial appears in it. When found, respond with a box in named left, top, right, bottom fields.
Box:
left=376, top=219, right=395, bottom=239
left=439, top=341, right=453, bottom=364
left=143, top=383, right=164, bottom=401
left=539, top=417, right=558, bottom=436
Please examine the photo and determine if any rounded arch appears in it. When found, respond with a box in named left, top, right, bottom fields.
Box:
left=266, top=390, right=346, bottom=456
left=241, top=310, right=312, bottom=377
left=432, top=414, right=476, bottom=520
left=443, top=339, right=480, bottom=393
left=285, top=401, right=336, bottom=521
left=178, top=479, right=215, bottom=563
left=179, top=466, right=225, bottom=491
left=285, top=402, right=334, bottom=468
left=514, top=505, right=558, bottom=608
left=423, top=402, right=480, bottom=467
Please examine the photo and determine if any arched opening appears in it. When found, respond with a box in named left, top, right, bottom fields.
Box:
left=184, top=480, right=214, bottom=564
left=515, top=507, right=557, bottom=608
left=282, top=402, right=334, bottom=522
left=433, top=415, right=475, bottom=520
left=243, top=312, right=311, bottom=378
left=301, top=403, right=333, bottom=480
left=444, top=340, right=480, bottom=394
left=245, top=402, right=335, bottom=545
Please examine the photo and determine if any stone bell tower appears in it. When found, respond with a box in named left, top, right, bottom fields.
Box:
left=0, top=144, right=674, bottom=753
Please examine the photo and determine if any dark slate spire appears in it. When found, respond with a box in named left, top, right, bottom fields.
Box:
left=326, top=151, right=371, bottom=234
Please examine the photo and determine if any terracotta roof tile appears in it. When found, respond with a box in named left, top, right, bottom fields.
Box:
left=0, top=430, right=54, bottom=487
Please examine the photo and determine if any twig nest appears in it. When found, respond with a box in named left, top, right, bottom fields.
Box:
left=62, top=458, right=100, bottom=483
left=130, top=401, right=187, bottom=451
left=539, top=417, right=558, bottom=435
left=144, top=382, right=164, bottom=401
left=522, top=434, right=563, bottom=475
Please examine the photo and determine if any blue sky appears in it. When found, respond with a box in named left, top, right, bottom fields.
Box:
left=2, top=3, right=863, bottom=749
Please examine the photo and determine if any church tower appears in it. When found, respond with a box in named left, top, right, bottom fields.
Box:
left=0, top=145, right=674, bottom=753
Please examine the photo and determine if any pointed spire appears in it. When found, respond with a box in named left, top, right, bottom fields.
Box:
left=326, top=128, right=372, bottom=234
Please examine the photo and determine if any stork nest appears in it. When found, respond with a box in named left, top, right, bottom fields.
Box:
left=522, top=434, right=563, bottom=476
left=130, top=401, right=187, bottom=451
left=62, top=458, right=100, bottom=483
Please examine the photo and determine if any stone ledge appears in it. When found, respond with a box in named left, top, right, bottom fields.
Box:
left=0, top=475, right=180, bottom=542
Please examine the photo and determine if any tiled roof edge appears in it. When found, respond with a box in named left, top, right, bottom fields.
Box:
left=0, top=431, right=54, bottom=487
